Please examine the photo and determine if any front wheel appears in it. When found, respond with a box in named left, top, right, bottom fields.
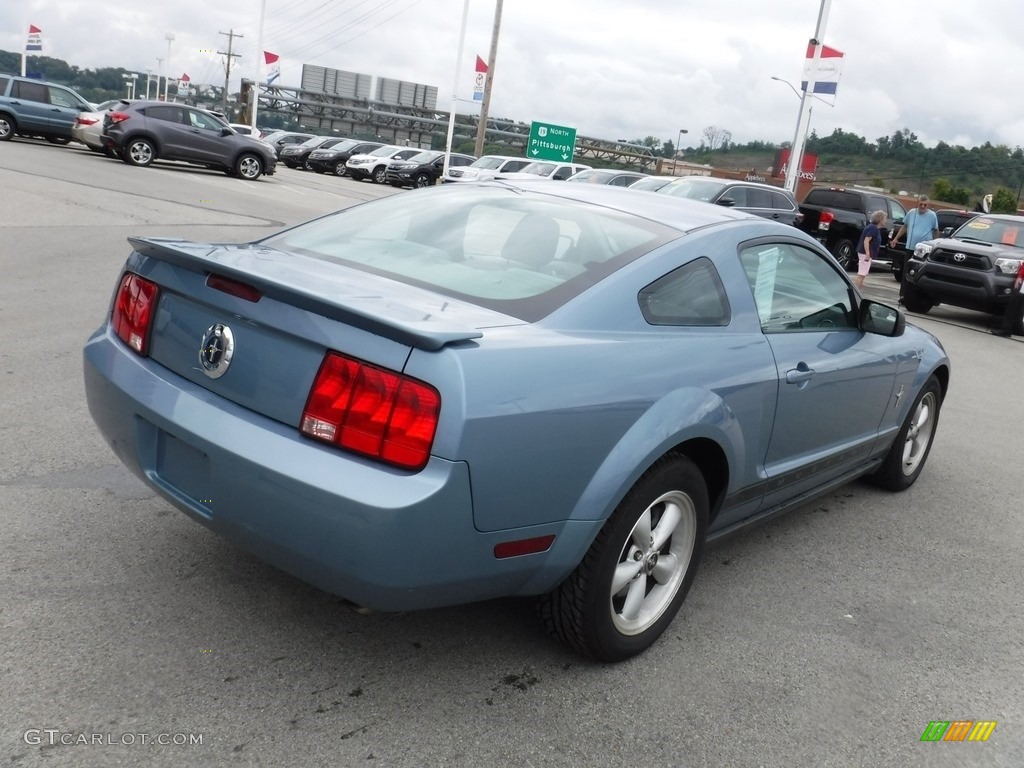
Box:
left=900, top=284, right=933, bottom=314
left=831, top=238, right=856, bottom=272
left=0, top=113, right=16, bottom=141
left=234, top=153, right=264, bottom=180
left=413, top=172, right=432, bottom=189
left=333, top=161, right=347, bottom=177
left=372, top=165, right=387, bottom=184
left=538, top=455, right=708, bottom=662
left=123, top=138, right=155, bottom=167
left=870, top=375, right=942, bottom=491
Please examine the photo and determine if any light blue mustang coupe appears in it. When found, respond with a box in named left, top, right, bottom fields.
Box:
left=83, top=181, right=949, bottom=661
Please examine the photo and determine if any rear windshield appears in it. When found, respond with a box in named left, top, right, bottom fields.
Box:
left=803, top=189, right=863, bottom=210
left=659, top=178, right=728, bottom=201
left=260, top=186, right=676, bottom=321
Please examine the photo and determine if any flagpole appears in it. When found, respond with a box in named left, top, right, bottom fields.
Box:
left=785, top=0, right=831, bottom=195
left=252, top=0, right=267, bottom=129
left=442, top=0, right=471, bottom=179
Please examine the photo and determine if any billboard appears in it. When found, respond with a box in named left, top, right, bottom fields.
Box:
left=772, top=148, right=819, bottom=182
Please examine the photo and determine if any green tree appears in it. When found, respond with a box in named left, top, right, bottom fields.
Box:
left=990, top=188, right=1017, bottom=213
left=931, top=178, right=955, bottom=201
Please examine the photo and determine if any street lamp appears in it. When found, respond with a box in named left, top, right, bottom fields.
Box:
left=145, top=69, right=152, bottom=99
left=164, top=33, right=175, bottom=101
left=156, top=58, right=163, bottom=101
left=676, top=128, right=688, bottom=158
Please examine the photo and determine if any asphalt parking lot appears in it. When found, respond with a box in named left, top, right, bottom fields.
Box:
left=1, top=138, right=1022, bottom=768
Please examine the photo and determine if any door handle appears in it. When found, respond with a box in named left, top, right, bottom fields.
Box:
left=785, top=363, right=815, bottom=384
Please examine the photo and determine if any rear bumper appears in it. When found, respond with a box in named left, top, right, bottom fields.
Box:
left=83, top=329, right=593, bottom=610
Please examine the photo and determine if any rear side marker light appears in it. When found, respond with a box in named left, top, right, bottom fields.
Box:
left=301, top=352, right=441, bottom=471
left=494, top=535, right=556, bottom=559
left=111, top=273, right=159, bottom=355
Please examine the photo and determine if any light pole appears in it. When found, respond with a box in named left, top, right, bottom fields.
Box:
left=122, top=74, right=132, bottom=99
left=156, top=58, right=163, bottom=101
left=164, top=33, right=175, bottom=101
left=145, top=69, right=152, bottom=99
left=676, top=128, right=688, bottom=158
left=771, top=75, right=829, bottom=189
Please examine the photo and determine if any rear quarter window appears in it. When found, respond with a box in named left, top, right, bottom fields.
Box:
left=0, top=76, right=10, bottom=95
left=639, top=258, right=730, bottom=326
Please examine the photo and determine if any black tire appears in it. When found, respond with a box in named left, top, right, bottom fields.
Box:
left=372, top=165, right=387, bottom=184
left=0, top=113, right=16, bottom=141
left=303, top=158, right=313, bottom=171
left=413, top=172, right=432, bottom=189
left=831, top=238, right=857, bottom=272
left=333, top=161, right=347, bottom=177
left=900, top=284, right=933, bottom=314
left=46, top=136, right=71, bottom=145
left=123, top=137, right=155, bottom=167
left=870, top=375, right=942, bottom=492
left=234, top=153, right=264, bottom=181
left=538, top=455, right=708, bottom=662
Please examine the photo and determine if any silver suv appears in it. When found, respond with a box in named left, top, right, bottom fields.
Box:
left=101, top=100, right=276, bottom=180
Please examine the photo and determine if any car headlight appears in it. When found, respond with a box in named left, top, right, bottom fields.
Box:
left=914, top=242, right=934, bottom=258
left=995, top=257, right=1024, bottom=274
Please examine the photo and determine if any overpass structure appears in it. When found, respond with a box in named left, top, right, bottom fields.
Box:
left=241, top=78, right=659, bottom=171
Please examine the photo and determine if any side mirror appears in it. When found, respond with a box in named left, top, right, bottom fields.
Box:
left=941, top=226, right=954, bottom=237
left=716, top=197, right=736, bottom=208
left=221, top=127, right=233, bottom=137
left=859, top=299, right=905, bottom=337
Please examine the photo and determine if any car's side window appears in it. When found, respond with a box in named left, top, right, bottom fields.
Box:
left=889, top=200, right=906, bottom=225
left=145, top=106, right=184, bottom=123
left=722, top=186, right=747, bottom=206
left=747, top=188, right=773, bottom=209
left=0, top=76, right=10, bottom=95
left=47, top=86, right=83, bottom=109
left=771, top=191, right=796, bottom=211
left=13, top=80, right=48, bottom=103
left=740, top=242, right=856, bottom=333
left=639, top=257, right=731, bottom=326
left=188, top=111, right=222, bottom=131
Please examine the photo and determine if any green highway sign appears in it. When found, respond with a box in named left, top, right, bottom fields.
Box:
left=527, top=121, right=577, bottom=162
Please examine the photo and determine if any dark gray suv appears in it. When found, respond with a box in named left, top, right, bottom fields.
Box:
left=102, top=100, right=276, bottom=180
left=657, top=176, right=802, bottom=226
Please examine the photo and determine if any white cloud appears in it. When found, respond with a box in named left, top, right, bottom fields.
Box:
left=3, top=0, right=1022, bottom=151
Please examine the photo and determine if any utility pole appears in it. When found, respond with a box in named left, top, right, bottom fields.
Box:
left=474, top=0, right=503, bottom=158
left=218, top=29, right=244, bottom=115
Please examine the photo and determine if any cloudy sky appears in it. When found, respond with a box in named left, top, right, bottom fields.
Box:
left=3, top=0, right=1022, bottom=151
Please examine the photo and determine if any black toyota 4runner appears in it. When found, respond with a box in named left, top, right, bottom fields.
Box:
left=901, top=214, right=1024, bottom=329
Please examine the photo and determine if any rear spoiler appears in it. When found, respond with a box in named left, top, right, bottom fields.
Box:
left=127, top=237, right=485, bottom=352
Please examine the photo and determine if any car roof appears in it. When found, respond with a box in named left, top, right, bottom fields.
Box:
left=481, top=178, right=759, bottom=231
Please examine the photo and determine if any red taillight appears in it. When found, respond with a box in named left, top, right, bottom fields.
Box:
left=301, top=352, right=441, bottom=471
left=75, top=116, right=99, bottom=127
left=108, top=111, right=131, bottom=125
left=111, top=273, right=159, bottom=355
left=819, top=210, right=834, bottom=231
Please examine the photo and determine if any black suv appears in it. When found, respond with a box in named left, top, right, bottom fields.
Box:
left=306, top=139, right=384, bottom=176
left=279, top=136, right=347, bottom=170
left=102, top=101, right=276, bottom=180
left=386, top=150, right=476, bottom=188
left=934, top=208, right=978, bottom=236
left=902, top=214, right=1024, bottom=324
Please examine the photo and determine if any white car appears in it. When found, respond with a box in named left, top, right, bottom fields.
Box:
left=442, top=154, right=531, bottom=183
left=497, top=160, right=591, bottom=182
left=71, top=99, right=121, bottom=154
left=345, top=145, right=421, bottom=183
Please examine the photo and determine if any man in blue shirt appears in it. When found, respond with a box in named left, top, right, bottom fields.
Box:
left=890, top=195, right=939, bottom=281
